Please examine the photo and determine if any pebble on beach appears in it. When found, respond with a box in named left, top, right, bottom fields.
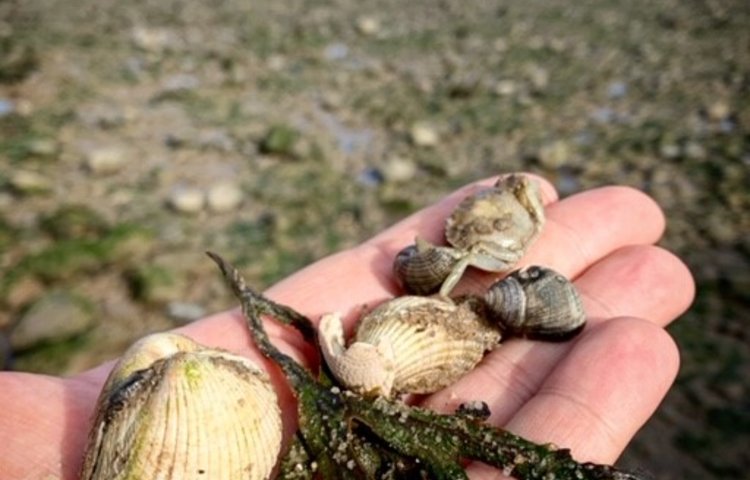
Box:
left=168, top=186, right=205, bottom=214
left=85, top=146, right=127, bottom=175
left=409, top=122, right=439, bottom=147
left=206, top=182, right=243, bottom=212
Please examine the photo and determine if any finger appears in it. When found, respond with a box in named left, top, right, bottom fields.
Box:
left=466, top=318, right=680, bottom=480
left=576, top=245, right=695, bottom=324
left=0, top=373, right=98, bottom=480
left=455, top=186, right=666, bottom=295
left=422, top=244, right=692, bottom=421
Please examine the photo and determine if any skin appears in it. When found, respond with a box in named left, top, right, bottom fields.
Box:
left=0, top=174, right=695, bottom=479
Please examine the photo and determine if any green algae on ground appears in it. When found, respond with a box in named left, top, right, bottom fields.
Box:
left=1, top=224, right=154, bottom=299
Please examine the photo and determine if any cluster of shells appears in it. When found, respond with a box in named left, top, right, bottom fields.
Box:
left=80, top=174, right=586, bottom=479
left=320, top=174, right=586, bottom=397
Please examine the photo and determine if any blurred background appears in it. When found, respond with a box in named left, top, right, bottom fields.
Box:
left=0, top=0, right=747, bottom=478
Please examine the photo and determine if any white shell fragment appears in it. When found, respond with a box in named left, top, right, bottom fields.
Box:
left=80, top=332, right=282, bottom=480
left=319, top=296, right=501, bottom=397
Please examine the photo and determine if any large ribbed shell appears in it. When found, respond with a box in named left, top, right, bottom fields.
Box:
left=445, top=174, right=545, bottom=263
left=322, top=296, right=501, bottom=396
left=485, top=266, right=586, bottom=341
left=80, top=333, right=282, bottom=480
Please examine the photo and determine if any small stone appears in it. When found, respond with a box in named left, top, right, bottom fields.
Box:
left=197, top=129, right=235, bottom=152
left=659, top=143, right=681, bottom=159
left=493, top=80, right=518, bottom=96
left=78, top=103, right=126, bottom=129
left=166, top=301, right=206, bottom=324
left=131, top=26, right=174, bottom=53
left=266, top=54, right=287, bottom=71
left=590, top=107, right=617, bottom=124
left=10, top=291, right=94, bottom=351
left=14, top=99, right=33, bottom=117
left=85, top=146, right=126, bottom=174
left=410, top=122, right=439, bottom=147
left=206, top=182, right=243, bottom=212
left=168, top=186, right=205, bottom=214
left=5, top=276, right=44, bottom=309
left=0, top=99, right=13, bottom=118
left=9, top=170, right=52, bottom=194
left=323, top=42, right=349, bottom=61
left=357, top=167, right=385, bottom=187
left=607, top=81, right=628, bottom=99
left=707, top=101, right=730, bottom=122
left=538, top=140, right=572, bottom=169
left=382, top=156, right=417, bottom=182
left=161, top=74, right=200, bottom=93
left=492, top=37, right=508, bottom=53
left=27, top=138, right=58, bottom=158
left=525, top=65, right=549, bottom=92
left=683, top=141, right=706, bottom=160
left=356, top=16, right=380, bottom=36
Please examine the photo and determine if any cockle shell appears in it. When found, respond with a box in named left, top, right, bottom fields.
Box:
left=80, top=332, right=282, bottom=480
left=484, top=266, right=586, bottom=341
left=319, top=296, right=501, bottom=397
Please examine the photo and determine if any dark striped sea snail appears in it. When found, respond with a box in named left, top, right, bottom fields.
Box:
left=484, top=265, right=586, bottom=341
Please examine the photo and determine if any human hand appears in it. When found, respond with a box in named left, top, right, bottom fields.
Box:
left=0, top=174, right=694, bottom=479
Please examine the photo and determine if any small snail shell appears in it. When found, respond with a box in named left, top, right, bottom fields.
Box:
left=484, top=266, right=586, bottom=341
left=392, top=237, right=463, bottom=295
left=319, top=296, right=501, bottom=397
left=80, top=333, right=282, bottom=480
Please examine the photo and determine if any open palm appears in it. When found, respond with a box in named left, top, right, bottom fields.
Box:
left=0, top=175, right=694, bottom=479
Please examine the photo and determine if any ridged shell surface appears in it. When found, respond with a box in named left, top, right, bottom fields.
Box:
left=392, top=240, right=461, bottom=295
left=354, top=296, right=501, bottom=394
left=485, top=266, right=586, bottom=340
left=80, top=333, right=282, bottom=480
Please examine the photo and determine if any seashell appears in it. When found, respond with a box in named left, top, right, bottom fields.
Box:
left=319, top=296, right=501, bottom=397
left=437, top=174, right=546, bottom=296
left=80, top=332, right=282, bottom=480
left=392, top=237, right=463, bottom=295
left=484, top=266, right=586, bottom=341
